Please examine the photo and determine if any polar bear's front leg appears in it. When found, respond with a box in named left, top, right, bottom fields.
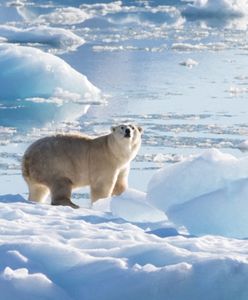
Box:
left=90, top=175, right=117, bottom=203
left=111, top=166, right=129, bottom=196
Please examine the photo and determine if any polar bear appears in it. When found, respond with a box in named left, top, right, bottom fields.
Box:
left=22, top=124, right=143, bottom=208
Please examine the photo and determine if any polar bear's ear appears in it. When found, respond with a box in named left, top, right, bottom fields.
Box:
left=111, top=126, right=116, bottom=132
left=137, top=126, right=143, bottom=134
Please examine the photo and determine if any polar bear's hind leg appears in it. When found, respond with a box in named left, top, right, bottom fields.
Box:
left=50, top=177, right=79, bottom=209
left=28, top=182, right=49, bottom=203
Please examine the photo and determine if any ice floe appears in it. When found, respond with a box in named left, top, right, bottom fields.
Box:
left=92, top=44, right=166, bottom=52
left=0, top=25, right=85, bottom=53
left=179, top=58, right=199, bottom=68
left=183, top=0, right=248, bottom=19
left=34, top=7, right=92, bottom=25
left=172, top=42, right=227, bottom=51
left=0, top=43, right=102, bottom=126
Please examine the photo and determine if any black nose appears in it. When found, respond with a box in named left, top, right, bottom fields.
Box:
left=125, top=128, right=130, bottom=134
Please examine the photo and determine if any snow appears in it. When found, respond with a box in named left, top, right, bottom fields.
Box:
left=1, top=193, right=248, bottom=299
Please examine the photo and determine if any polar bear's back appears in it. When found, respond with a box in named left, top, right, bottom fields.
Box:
left=22, top=134, right=93, bottom=186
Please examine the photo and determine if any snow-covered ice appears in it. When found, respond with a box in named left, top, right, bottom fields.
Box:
left=1, top=193, right=248, bottom=300
left=147, top=149, right=248, bottom=237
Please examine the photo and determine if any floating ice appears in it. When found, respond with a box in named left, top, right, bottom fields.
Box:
left=179, top=58, right=199, bottom=68
left=17, top=2, right=123, bottom=25
left=237, top=140, right=248, bottom=152
left=0, top=25, right=85, bottom=53
left=0, top=44, right=102, bottom=126
left=183, top=0, right=248, bottom=18
left=34, top=7, right=91, bottom=25
left=172, top=42, right=227, bottom=51
left=228, top=86, right=248, bottom=95
left=92, top=45, right=165, bottom=53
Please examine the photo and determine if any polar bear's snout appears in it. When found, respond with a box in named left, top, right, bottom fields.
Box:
left=124, top=128, right=131, bottom=138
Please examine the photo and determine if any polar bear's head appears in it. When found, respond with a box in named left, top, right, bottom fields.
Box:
left=110, top=124, right=143, bottom=161
left=111, top=124, right=143, bottom=142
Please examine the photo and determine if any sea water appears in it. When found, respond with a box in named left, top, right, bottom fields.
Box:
left=1, top=0, right=248, bottom=202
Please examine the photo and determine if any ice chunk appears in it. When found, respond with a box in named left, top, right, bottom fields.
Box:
left=0, top=25, right=85, bottom=53
left=93, top=188, right=168, bottom=223
left=35, top=7, right=91, bottom=25
left=110, top=189, right=168, bottom=223
left=237, top=140, right=248, bottom=152
left=168, top=178, right=248, bottom=238
left=147, top=149, right=248, bottom=211
left=179, top=58, right=199, bottom=68
left=0, top=44, right=102, bottom=126
left=183, top=0, right=248, bottom=18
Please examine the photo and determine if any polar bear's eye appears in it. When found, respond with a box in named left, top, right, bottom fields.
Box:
left=130, top=125, right=134, bottom=130
left=121, top=126, right=124, bottom=130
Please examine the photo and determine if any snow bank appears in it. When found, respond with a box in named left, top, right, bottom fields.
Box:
left=0, top=25, right=85, bottom=53
left=1, top=195, right=248, bottom=299
left=183, top=0, right=248, bottom=18
left=147, top=149, right=248, bottom=237
left=0, top=44, right=102, bottom=126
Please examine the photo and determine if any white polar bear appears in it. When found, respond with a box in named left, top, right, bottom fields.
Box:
left=22, top=124, right=143, bottom=208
